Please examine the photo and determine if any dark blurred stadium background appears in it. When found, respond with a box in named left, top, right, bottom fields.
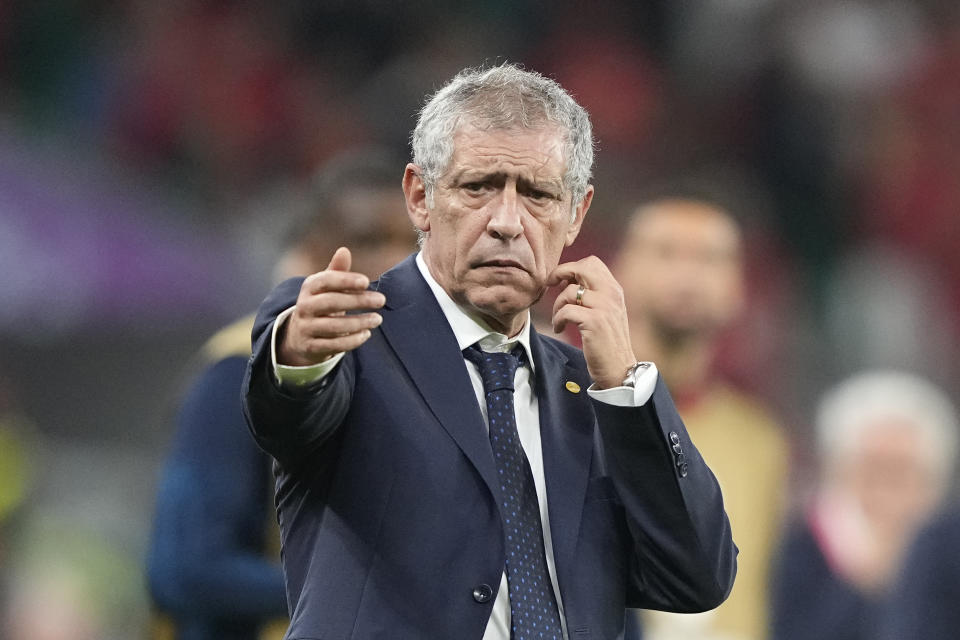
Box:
left=1, top=1, right=958, bottom=636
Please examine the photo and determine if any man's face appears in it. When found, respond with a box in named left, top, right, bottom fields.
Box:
left=404, top=124, right=591, bottom=334
left=616, top=201, right=743, bottom=341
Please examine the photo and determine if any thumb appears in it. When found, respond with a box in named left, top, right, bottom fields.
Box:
left=327, top=246, right=352, bottom=272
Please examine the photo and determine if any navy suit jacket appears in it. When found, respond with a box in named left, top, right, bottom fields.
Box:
left=243, top=255, right=736, bottom=640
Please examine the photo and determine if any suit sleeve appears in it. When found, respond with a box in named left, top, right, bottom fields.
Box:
left=591, top=376, right=738, bottom=613
left=242, top=277, right=357, bottom=470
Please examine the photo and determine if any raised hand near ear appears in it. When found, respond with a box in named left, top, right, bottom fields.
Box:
left=549, top=255, right=637, bottom=389
left=277, top=247, right=386, bottom=366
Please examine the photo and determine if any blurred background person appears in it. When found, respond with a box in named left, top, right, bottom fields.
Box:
left=145, top=149, right=414, bottom=640
left=0, top=377, right=31, bottom=571
left=885, top=506, right=960, bottom=640
left=770, top=371, right=958, bottom=640
left=3, top=514, right=145, bottom=640
left=0, top=372, right=33, bottom=633
left=614, top=197, right=789, bottom=640
left=2, top=371, right=146, bottom=640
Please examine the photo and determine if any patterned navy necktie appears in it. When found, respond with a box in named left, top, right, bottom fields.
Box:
left=463, top=344, right=563, bottom=640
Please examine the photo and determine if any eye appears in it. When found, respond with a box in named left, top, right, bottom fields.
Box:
left=519, top=182, right=560, bottom=203
left=462, top=181, right=488, bottom=193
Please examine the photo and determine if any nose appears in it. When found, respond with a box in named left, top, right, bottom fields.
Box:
left=487, top=185, right=524, bottom=240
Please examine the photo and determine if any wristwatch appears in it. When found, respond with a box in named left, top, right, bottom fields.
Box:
left=622, top=362, right=651, bottom=388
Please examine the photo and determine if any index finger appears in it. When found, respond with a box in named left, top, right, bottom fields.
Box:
left=548, top=255, right=614, bottom=289
left=548, top=260, right=588, bottom=289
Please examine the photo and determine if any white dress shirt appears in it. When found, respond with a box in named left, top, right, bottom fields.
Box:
left=271, top=252, right=659, bottom=640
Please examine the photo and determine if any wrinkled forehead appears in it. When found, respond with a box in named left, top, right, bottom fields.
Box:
left=447, top=121, right=568, bottom=179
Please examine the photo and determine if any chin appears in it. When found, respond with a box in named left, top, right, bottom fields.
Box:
left=657, top=304, right=708, bottom=329
left=657, top=319, right=715, bottom=344
left=468, top=288, right=537, bottom=321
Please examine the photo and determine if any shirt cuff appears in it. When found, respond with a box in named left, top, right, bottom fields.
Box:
left=271, top=306, right=345, bottom=388
left=586, top=362, right=659, bottom=407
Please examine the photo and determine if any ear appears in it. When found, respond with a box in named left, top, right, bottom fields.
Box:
left=564, top=184, right=594, bottom=247
left=403, top=163, right=430, bottom=233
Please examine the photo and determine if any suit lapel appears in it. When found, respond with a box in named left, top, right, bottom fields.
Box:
left=531, top=331, right=595, bottom=589
left=375, top=257, right=502, bottom=506
left=374, top=257, right=594, bottom=581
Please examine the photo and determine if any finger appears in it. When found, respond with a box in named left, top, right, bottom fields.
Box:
left=552, top=302, right=589, bottom=334
left=300, top=312, right=383, bottom=339
left=303, top=269, right=371, bottom=294
left=297, top=291, right=386, bottom=317
left=327, top=246, right=352, bottom=272
left=302, top=330, right=374, bottom=359
left=552, top=282, right=586, bottom=317
left=548, top=255, right=612, bottom=289
left=549, top=260, right=597, bottom=289
left=547, top=262, right=581, bottom=288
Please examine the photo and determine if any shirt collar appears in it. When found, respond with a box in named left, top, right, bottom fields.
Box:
left=415, top=251, right=535, bottom=373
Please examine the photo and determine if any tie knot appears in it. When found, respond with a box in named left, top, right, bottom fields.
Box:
left=463, top=344, right=527, bottom=394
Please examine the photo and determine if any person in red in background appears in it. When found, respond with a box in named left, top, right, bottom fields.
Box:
left=615, top=197, right=789, bottom=640
left=147, top=148, right=415, bottom=640
left=858, top=13, right=960, bottom=325
left=113, top=1, right=371, bottom=198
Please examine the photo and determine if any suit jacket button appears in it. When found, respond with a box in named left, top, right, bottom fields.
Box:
left=669, top=431, right=681, bottom=445
left=679, top=463, right=689, bottom=478
left=473, top=584, right=493, bottom=603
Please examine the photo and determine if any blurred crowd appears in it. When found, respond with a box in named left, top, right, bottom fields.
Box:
left=1, top=0, right=959, bottom=638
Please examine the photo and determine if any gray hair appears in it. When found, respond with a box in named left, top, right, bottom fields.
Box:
left=816, top=370, right=959, bottom=482
left=411, top=64, right=595, bottom=213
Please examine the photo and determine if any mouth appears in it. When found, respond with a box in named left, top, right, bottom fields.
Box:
left=474, top=259, right=527, bottom=271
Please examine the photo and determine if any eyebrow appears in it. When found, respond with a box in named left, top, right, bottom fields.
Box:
left=453, top=170, right=564, bottom=195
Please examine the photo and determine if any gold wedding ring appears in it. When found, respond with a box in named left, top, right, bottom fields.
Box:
left=575, top=285, right=586, bottom=306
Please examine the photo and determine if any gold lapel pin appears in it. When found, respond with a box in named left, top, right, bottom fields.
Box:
left=565, top=381, right=581, bottom=393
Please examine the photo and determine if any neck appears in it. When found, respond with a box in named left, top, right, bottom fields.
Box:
left=474, top=309, right=527, bottom=338
left=629, top=320, right=715, bottom=396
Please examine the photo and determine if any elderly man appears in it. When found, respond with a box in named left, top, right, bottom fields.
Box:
left=243, top=65, right=736, bottom=640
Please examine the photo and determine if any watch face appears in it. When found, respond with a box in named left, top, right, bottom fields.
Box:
left=623, top=362, right=651, bottom=387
